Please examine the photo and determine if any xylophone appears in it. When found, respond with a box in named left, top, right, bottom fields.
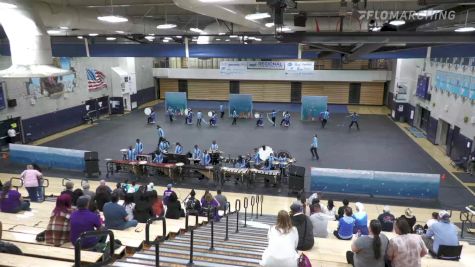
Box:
left=220, top=167, right=249, bottom=185
left=249, top=168, right=281, bottom=186
left=106, top=160, right=177, bottom=180
left=183, top=164, right=217, bottom=183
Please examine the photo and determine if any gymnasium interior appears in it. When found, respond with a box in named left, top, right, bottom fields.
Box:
left=1, top=0, right=475, bottom=266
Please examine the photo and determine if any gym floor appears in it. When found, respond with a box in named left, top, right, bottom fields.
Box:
left=3, top=102, right=474, bottom=209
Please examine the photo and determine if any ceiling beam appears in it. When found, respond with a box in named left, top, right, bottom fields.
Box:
left=344, top=44, right=384, bottom=62
left=279, top=31, right=475, bottom=44
left=307, top=44, right=351, bottom=54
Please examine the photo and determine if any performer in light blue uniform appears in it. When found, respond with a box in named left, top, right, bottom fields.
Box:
left=210, top=140, right=219, bottom=151
left=310, top=134, right=319, bottom=160
left=278, top=154, right=287, bottom=176
left=348, top=112, right=360, bottom=130
left=153, top=151, right=164, bottom=163
left=219, top=104, right=225, bottom=118
left=126, top=146, right=136, bottom=161
left=320, top=109, right=330, bottom=129
left=196, top=110, right=202, bottom=126
left=135, top=139, right=144, bottom=155
left=201, top=150, right=211, bottom=166
left=157, top=125, right=165, bottom=138
left=271, top=110, right=277, bottom=126
left=185, top=109, right=193, bottom=125
left=167, top=107, right=174, bottom=122
left=231, top=108, right=238, bottom=125
left=147, top=109, right=156, bottom=124
left=209, top=111, right=217, bottom=127
left=175, top=142, right=183, bottom=154
left=158, top=138, right=169, bottom=153
left=265, top=153, right=275, bottom=170
left=192, top=145, right=202, bottom=164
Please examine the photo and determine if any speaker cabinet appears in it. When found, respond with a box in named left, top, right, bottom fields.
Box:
left=84, top=151, right=99, bottom=161
left=289, top=175, right=304, bottom=192
left=294, top=12, right=307, bottom=27
left=85, top=160, right=100, bottom=177
left=289, top=165, right=305, bottom=177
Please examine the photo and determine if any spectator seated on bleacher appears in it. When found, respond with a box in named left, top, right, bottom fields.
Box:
left=95, top=180, right=112, bottom=195
left=185, top=189, right=201, bottom=215
left=307, top=192, right=318, bottom=208
left=353, top=202, right=369, bottom=235
left=133, top=185, right=154, bottom=223
left=151, top=191, right=164, bottom=217
left=103, top=193, right=138, bottom=230
left=60, top=181, right=75, bottom=204
left=112, top=182, right=125, bottom=200
left=0, top=181, right=30, bottom=213
left=309, top=202, right=334, bottom=238
left=400, top=208, right=417, bottom=233
left=70, top=196, right=105, bottom=250
left=162, top=184, right=175, bottom=206
left=347, top=220, right=389, bottom=267
left=260, top=210, right=299, bottom=267
left=122, top=193, right=135, bottom=221
left=82, top=183, right=95, bottom=200
left=424, top=212, right=439, bottom=231
left=45, top=194, right=73, bottom=246
left=165, top=192, right=184, bottom=219
left=334, top=207, right=355, bottom=240
left=201, top=191, right=220, bottom=222
left=72, top=189, right=84, bottom=206
left=387, top=217, right=428, bottom=267
left=309, top=198, right=328, bottom=215
left=94, top=184, right=112, bottom=212
left=127, top=181, right=139, bottom=194
left=214, top=190, right=228, bottom=212
left=0, top=223, right=23, bottom=255
left=326, top=199, right=337, bottom=218
left=422, top=210, right=459, bottom=256
left=290, top=201, right=314, bottom=251
left=337, top=199, right=350, bottom=220
left=377, top=205, right=395, bottom=232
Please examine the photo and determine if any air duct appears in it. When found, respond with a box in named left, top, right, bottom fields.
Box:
left=0, top=0, right=71, bottom=78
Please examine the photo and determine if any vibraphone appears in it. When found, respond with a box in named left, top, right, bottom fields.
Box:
left=106, top=160, right=177, bottom=180
left=220, top=167, right=249, bottom=185
left=183, top=164, right=217, bottom=183
left=249, top=168, right=281, bottom=186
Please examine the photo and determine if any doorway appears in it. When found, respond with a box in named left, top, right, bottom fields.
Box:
left=414, top=105, right=430, bottom=133
left=435, top=119, right=450, bottom=149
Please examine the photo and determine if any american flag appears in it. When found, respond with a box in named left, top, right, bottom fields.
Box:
left=87, top=68, right=107, bottom=91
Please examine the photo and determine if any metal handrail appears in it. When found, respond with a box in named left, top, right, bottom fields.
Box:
left=460, top=210, right=471, bottom=238
left=260, top=195, right=264, bottom=216
left=185, top=212, right=199, bottom=266
left=224, top=201, right=231, bottom=241
left=9, top=177, right=23, bottom=191
left=250, top=195, right=255, bottom=220
left=62, top=178, right=71, bottom=186
left=235, top=199, right=241, bottom=233
left=145, top=216, right=167, bottom=267
left=243, top=197, right=248, bottom=227
left=206, top=207, right=218, bottom=251
left=74, top=230, right=114, bottom=267
left=255, top=194, right=260, bottom=219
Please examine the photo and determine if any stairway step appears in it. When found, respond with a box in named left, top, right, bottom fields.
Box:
left=193, top=229, right=268, bottom=241
left=170, top=237, right=265, bottom=252
left=131, top=251, right=259, bottom=266
left=149, top=247, right=260, bottom=263
left=155, top=242, right=262, bottom=258
left=115, top=255, right=255, bottom=267
left=188, top=233, right=268, bottom=245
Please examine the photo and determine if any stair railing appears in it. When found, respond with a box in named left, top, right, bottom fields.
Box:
left=74, top=230, right=114, bottom=267
left=255, top=194, right=260, bottom=219
left=235, top=199, right=241, bottom=233
left=250, top=195, right=255, bottom=220
left=206, top=207, right=218, bottom=251
left=243, top=197, right=248, bottom=227
left=224, top=201, right=231, bottom=241
left=185, top=212, right=199, bottom=266
left=260, top=194, right=264, bottom=216
left=145, top=216, right=167, bottom=267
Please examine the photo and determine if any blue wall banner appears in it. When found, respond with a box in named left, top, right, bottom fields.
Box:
left=301, top=96, right=328, bottom=121
left=229, top=94, right=253, bottom=118
left=165, top=92, right=187, bottom=115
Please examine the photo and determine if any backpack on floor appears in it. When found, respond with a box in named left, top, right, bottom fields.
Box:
left=298, top=253, right=312, bottom=267
left=0, top=241, right=23, bottom=255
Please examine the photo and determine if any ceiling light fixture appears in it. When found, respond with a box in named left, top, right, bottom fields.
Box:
left=225, top=39, right=230, bottom=42
left=97, top=15, right=128, bottom=23
left=230, top=35, right=238, bottom=38
left=59, top=26, right=69, bottom=30
left=415, top=9, right=442, bottom=17
left=218, top=32, right=226, bottom=35
left=278, top=26, right=292, bottom=32
left=89, top=33, right=99, bottom=36
left=115, top=30, right=125, bottom=34
left=175, top=35, right=183, bottom=38
left=145, top=36, right=155, bottom=41
left=157, top=24, right=177, bottom=29
left=455, top=26, right=475, bottom=32
left=389, top=20, right=405, bottom=26
left=265, top=22, right=275, bottom=28
left=0, top=3, right=17, bottom=9
left=106, top=37, right=117, bottom=41
left=164, top=37, right=172, bottom=40
left=254, top=38, right=262, bottom=42
left=77, top=36, right=84, bottom=39
left=199, top=0, right=233, bottom=2
left=245, top=12, right=271, bottom=21
left=370, top=26, right=382, bottom=32
left=46, top=29, right=62, bottom=35
left=163, top=39, right=170, bottom=43
left=190, top=27, right=205, bottom=33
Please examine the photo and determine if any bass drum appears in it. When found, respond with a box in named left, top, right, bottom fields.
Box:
left=258, top=146, right=274, bottom=161
left=276, top=150, right=292, bottom=159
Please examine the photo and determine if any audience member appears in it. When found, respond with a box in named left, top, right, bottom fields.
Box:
left=387, top=217, right=428, bottom=267
left=334, top=207, right=355, bottom=240
left=45, top=194, right=73, bottom=246
left=112, top=182, right=125, bottom=200
left=310, top=198, right=328, bottom=214
left=201, top=191, right=220, bottom=221
left=123, top=193, right=136, bottom=221
left=60, top=181, right=75, bottom=203
left=96, top=180, right=112, bottom=195
left=347, top=220, right=389, bottom=267
left=400, top=208, right=416, bottom=232
left=289, top=201, right=314, bottom=251
left=127, top=181, right=139, bottom=193
left=163, top=184, right=174, bottom=206
left=300, top=195, right=311, bottom=216
left=309, top=202, right=334, bottom=238
left=353, top=202, right=369, bottom=235
left=70, top=196, right=104, bottom=250
left=260, top=210, right=299, bottom=267
left=151, top=191, right=164, bottom=217
left=20, top=164, right=42, bottom=202
left=94, top=184, right=112, bottom=211
left=82, top=183, right=95, bottom=200
left=377, top=205, right=395, bottom=232
left=133, top=185, right=153, bottom=223
left=0, top=181, right=30, bottom=213
left=423, top=210, right=459, bottom=255
left=326, top=199, right=336, bottom=218
left=424, top=212, right=438, bottom=230
left=165, top=192, right=184, bottom=219
left=103, top=194, right=138, bottom=230
left=307, top=192, right=318, bottom=206
left=185, top=189, right=201, bottom=215
left=72, top=188, right=84, bottom=206
left=214, top=190, right=228, bottom=211
left=88, top=199, right=104, bottom=226
left=337, top=199, right=350, bottom=219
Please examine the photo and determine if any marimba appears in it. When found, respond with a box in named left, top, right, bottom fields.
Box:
left=106, top=159, right=176, bottom=180
left=220, top=167, right=249, bottom=185
left=183, top=164, right=216, bottom=183
left=249, top=168, right=281, bottom=186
